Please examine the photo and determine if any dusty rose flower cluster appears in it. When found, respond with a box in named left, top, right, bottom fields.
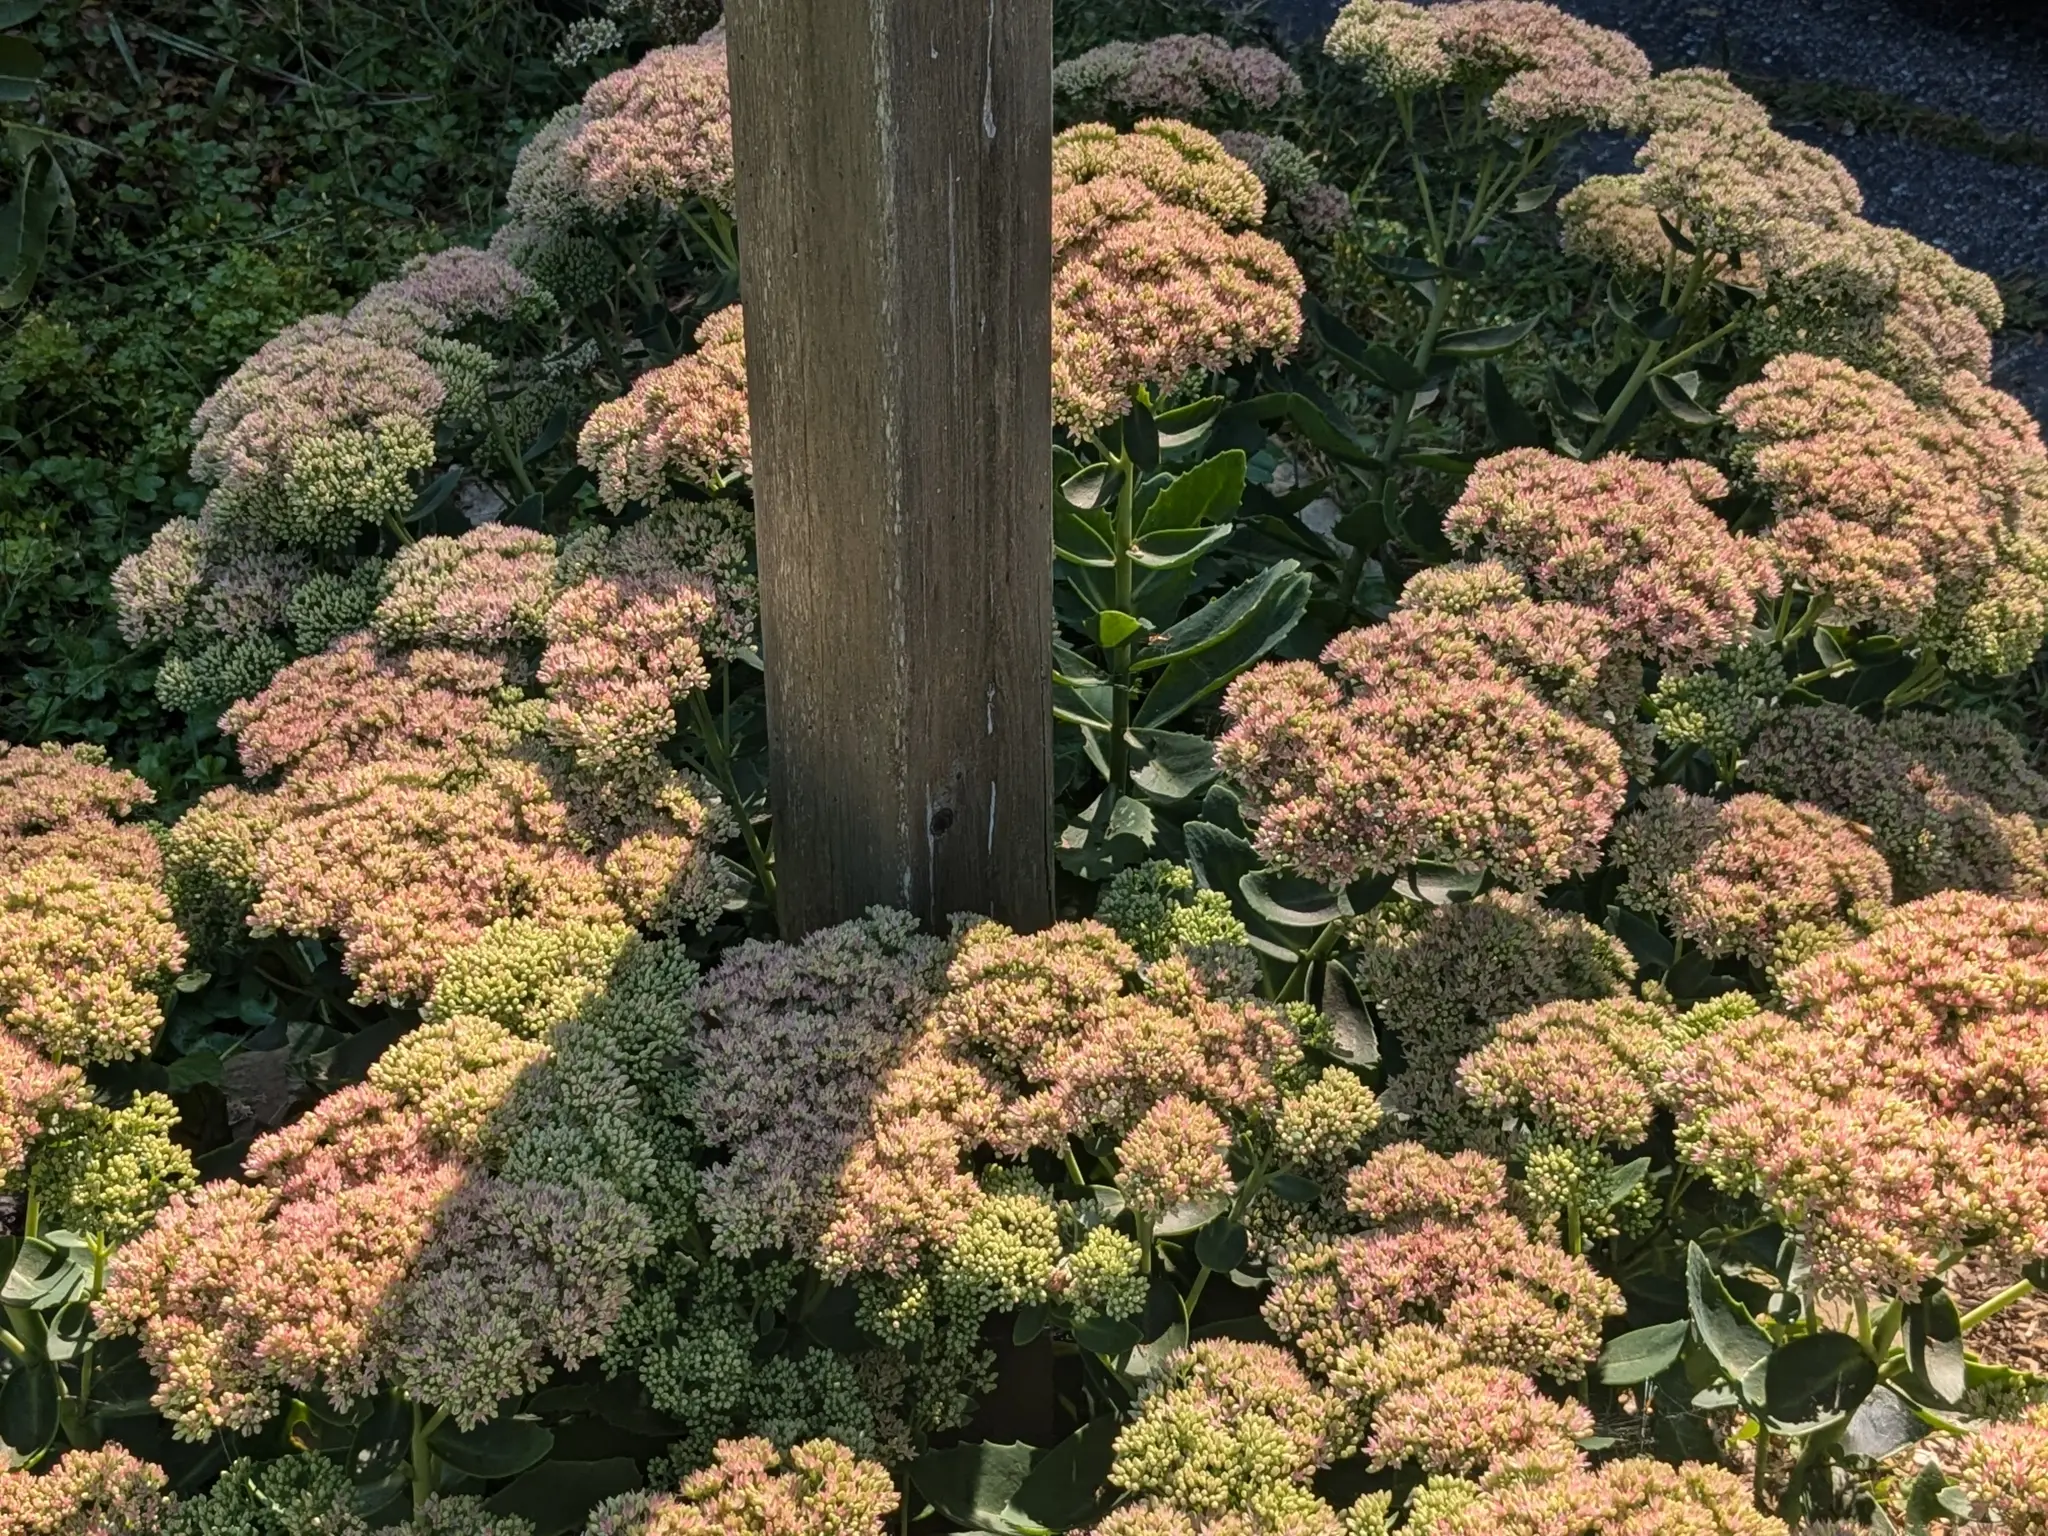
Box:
left=771, top=920, right=1299, bottom=1280
left=585, top=1438, right=896, bottom=1536
left=345, top=246, right=553, bottom=347
left=1420, top=1455, right=1787, bottom=1536
left=1458, top=998, right=1677, bottom=1147
left=1265, top=1143, right=1622, bottom=1381
left=1725, top=354, right=2048, bottom=674
left=561, top=40, right=734, bottom=217
left=0, top=744, right=183, bottom=1092
left=1052, top=121, right=1303, bottom=433
left=203, top=632, right=722, bottom=1002
left=1667, top=891, right=2048, bottom=1292
left=1745, top=704, right=2048, bottom=900
left=1326, top=0, right=1649, bottom=131
left=372, top=524, right=559, bottom=649
left=0, top=1446, right=169, bottom=1536
left=1938, top=1404, right=2048, bottom=1535
left=1053, top=34, right=1302, bottom=121
left=1445, top=449, right=1776, bottom=672
left=1613, top=787, right=1893, bottom=970
left=1116, top=1094, right=1236, bottom=1223
left=578, top=307, right=750, bottom=510
left=1219, top=613, right=1628, bottom=892
left=1213, top=131, right=1351, bottom=244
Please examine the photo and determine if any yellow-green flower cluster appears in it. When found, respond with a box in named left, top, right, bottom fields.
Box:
left=29, top=1094, right=197, bottom=1242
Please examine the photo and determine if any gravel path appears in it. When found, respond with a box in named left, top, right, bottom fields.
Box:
left=1261, top=0, right=2048, bottom=416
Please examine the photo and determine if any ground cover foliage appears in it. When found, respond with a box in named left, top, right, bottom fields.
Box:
left=9, top=0, right=2048, bottom=1532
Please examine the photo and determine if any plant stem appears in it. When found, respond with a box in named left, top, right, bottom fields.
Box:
left=1960, top=1278, right=2035, bottom=1332
left=1106, top=443, right=1138, bottom=796
left=483, top=397, right=538, bottom=500
left=688, top=689, right=776, bottom=909
left=410, top=1403, right=448, bottom=1511
left=1752, top=1424, right=1771, bottom=1511
left=1182, top=1152, right=1272, bottom=1320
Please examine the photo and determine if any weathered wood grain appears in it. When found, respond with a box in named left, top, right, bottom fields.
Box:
left=726, top=0, right=1054, bottom=935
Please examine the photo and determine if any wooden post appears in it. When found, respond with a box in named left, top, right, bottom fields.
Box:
left=725, top=0, right=1055, bottom=936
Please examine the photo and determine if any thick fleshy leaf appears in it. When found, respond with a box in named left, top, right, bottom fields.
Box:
left=1762, top=1330, right=1876, bottom=1433
left=486, top=1461, right=642, bottom=1536
left=1907, top=1286, right=1966, bottom=1406
left=1596, top=1321, right=1690, bottom=1385
left=1686, top=1243, right=1772, bottom=1386
left=1436, top=316, right=1539, bottom=358
left=429, top=1418, right=555, bottom=1479
left=1135, top=562, right=1299, bottom=672
left=1137, top=450, right=1246, bottom=537
left=1134, top=571, right=1310, bottom=726
left=1840, top=1385, right=1927, bottom=1461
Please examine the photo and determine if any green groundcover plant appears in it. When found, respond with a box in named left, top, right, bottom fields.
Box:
left=8, top=2, right=2048, bottom=1533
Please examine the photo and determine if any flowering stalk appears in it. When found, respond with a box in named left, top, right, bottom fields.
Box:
left=1100, top=435, right=1140, bottom=795
left=410, top=1401, right=449, bottom=1511
left=687, top=685, right=775, bottom=908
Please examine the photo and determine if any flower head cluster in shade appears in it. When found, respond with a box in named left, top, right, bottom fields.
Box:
left=120, top=236, right=558, bottom=713
left=1266, top=1142, right=1622, bottom=1383
left=585, top=1438, right=896, bottom=1536
left=1744, top=703, right=2048, bottom=900
left=101, top=915, right=670, bottom=1437
left=0, top=744, right=183, bottom=1115
left=1408, top=1455, right=1787, bottom=1536
left=1051, top=120, right=1304, bottom=432
left=159, top=1452, right=533, bottom=1536
left=1052, top=35, right=1301, bottom=123
left=0, top=1446, right=168, bottom=1536
left=1613, top=787, right=1893, bottom=971
left=372, top=524, right=558, bottom=650
left=1326, top=1, right=1649, bottom=131
left=1724, top=353, right=2048, bottom=674
left=1457, top=998, right=1679, bottom=1149
left=1356, top=892, right=1633, bottom=1152
left=579, top=307, right=750, bottom=509
left=1095, top=860, right=1260, bottom=997
left=1444, top=449, right=1776, bottom=673
left=1559, top=68, right=2001, bottom=398
left=1219, top=612, right=1629, bottom=892
left=1667, top=891, right=2048, bottom=1293
left=1213, top=132, right=1351, bottom=244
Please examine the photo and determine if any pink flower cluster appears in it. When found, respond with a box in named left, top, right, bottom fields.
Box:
left=1445, top=449, right=1777, bottom=672
left=1052, top=122, right=1303, bottom=432
left=1458, top=998, right=1676, bottom=1147
left=0, top=744, right=183, bottom=1080
left=1724, top=353, right=2048, bottom=674
left=1614, top=787, right=1894, bottom=970
left=346, top=246, right=551, bottom=347
left=210, top=633, right=728, bottom=1002
left=561, top=40, right=734, bottom=216
left=586, top=1438, right=896, bottom=1536
left=1053, top=34, right=1302, bottom=120
left=1667, top=891, right=2048, bottom=1292
left=1326, top=1, right=1650, bottom=131
left=799, top=921, right=1297, bottom=1278
left=1265, top=1143, right=1622, bottom=1381
left=0, top=1446, right=168, bottom=1536
left=579, top=307, right=750, bottom=509
left=1219, top=623, right=1628, bottom=892
left=1424, top=1455, right=1787, bottom=1536
left=1940, top=1404, right=2048, bottom=1534
left=373, top=524, right=559, bottom=649
left=1117, top=1094, right=1236, bottom=1223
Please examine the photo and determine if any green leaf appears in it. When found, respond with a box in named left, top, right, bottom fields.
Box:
left=485, top=1460, right=642, bottom=1536
left=1195, top=1221, right=1249, bottom=1274
left=428, top=1418, right=555, bottom=1479
left=1137, top=450, right=1246, bottom=537
left=1840, top=1385, right=1927, bottom=1462
left=1125, top=398, right=1159, bottom=472
left=1686, top=1242, right=1772, bottom=1386
left=1097, top=610, right=1145, bottom=649
left=1588, top=1157, right=1650, bottom=1213
left=1267, top=1173, right=1321, bottom=1204
left=1061, top=462, right=1122, bottom=513
left=1902, top=1464, right=1952, bottom=1536
left=1238, top=869, right=1342, bottom=930
left=1072, top=1313, right=1143, bottom=1357
left=1550, top=366, right=1603, bottom=425
left=1005, top=1418, right=1118, bottom=1533
left=1512, top=183, right=1556, bottom=213
left=1763, top=1330, right=1877, bottom=1432
left=1482, top=363, right=1546, bottom=450
left=0, top=146, right=62, bottom=307
left=0, top=35, right=42, bottom=101
left=1396, top=863, right=1485, bottom=906
left=1596, top=1321, right=1690, bottom=1385
left=1650, top=373, right=1716, bottom=426
left=1365, top=252, right=1440, bottom=281
left=1135, top=562, right=1298, bottom=673
left=1154, top=1197, right=1229, bottom=1237
left=1907, top=1286, right=1966, bottom=1406
left=521, top=404, right=570, bottom=463
left=1183, top=820, right=1258, bottom=898
left=912, top=1441, right=1044, bottom=1535
left=1013, top=1304, right=1048, bottom=1346
left=1155, top=397, right=1224, bottom=453
left=166, top=1049, right=224, bottom=1091
left=1128, top=729, right=1216, bottom=803
left=2, top=1237, right=87, bottom=1310
left=1320, top=963, right=1378, bottom=1068
left=1055, top=509, right=1118, bottom=569
left=1134, top=572, right=1309, bottom=728
left=0, top=1364, right=56, bottom=1457
left=1436, top=316, right=1539, bottom=358
left=1399, top=450, right=1473, bottom=475
left=1656, top=211, right=1696, bottom=255
left=1129, top=523, right=1236, bottom=570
